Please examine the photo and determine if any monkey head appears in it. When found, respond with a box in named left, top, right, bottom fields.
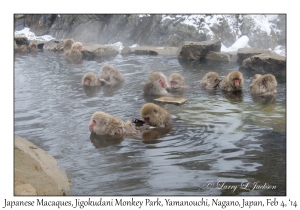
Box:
left=140, top=103, right=171, bottom=127
left=72, top=42, right=83, bottom=52
left=169, top=73, right=184, bottom=89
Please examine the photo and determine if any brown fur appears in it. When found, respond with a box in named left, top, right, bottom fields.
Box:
left=143, top=72, right=169, bottom=95
left=64, top=42, right=83, bottom=64
left=140, top=103, right=171, bottom=127
left=63, top=39, right=74, bottom=52
left=81, top=72, right=101, bottom=86
left=167, top=73, right=186, bottom=93
left=219, top=70, right=244, bottom=91
left=28, top=41, right=38, bottom=52
left=19, top=45, right=29, bottom=53
left=99, top=65, right=124, bottom=86
left=200, top=72, right=220, bottom=89
left=250, top=74, right=277, bottom=95
left=89, top=111, right=137, bottom=136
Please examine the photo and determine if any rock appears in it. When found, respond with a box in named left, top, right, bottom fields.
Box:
left=176, top=40, right=221, bottom=60
left=14, top=36, right=29, bottom=45
left=15, top=184, right=37, bottom=196
left=120, top=46, right=131, bottom=55
left=237, top=47, right=271, bottom=64
left=154, top=96, right=187, bottom=105
left=14, top=135, right=72, bottom=196
left=205, top=51, right=231, bottom=62
left=82, top=44, right=119, bottom=61
left=43, top=39, right=64, bottom=51
left=240, top=53, right=286, bottom=74
left=129, top=46, right=178, bottom=56
left=14, top=15, right=286, bottom=51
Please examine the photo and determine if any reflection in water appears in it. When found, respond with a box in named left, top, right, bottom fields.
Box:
left=90, top=133, right=124, bottom=148
left=14, top=52, right=286, bottom=196
left=222, top=91, right=244, bottom=103
left=141, top=126, right=172, bottom=144
left=82, top=86, right=101, bottom=97
left=101, top=82, right=124, bottom=97
left=251, top=94, right=276, bottom=105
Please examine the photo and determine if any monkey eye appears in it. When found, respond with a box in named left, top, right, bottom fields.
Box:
left=207, top=76, right=210, bottom=79
left=92, top=119, right=97, bottom=124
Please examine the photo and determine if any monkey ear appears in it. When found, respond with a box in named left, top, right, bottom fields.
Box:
left=153, top=109, right=158, bottom=114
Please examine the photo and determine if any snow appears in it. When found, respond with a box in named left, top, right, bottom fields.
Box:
left=221, top=35, right=250, bottom=52
left=14, top=15, right=285, bottom=56
left=14, top=27, right=55, bottom=42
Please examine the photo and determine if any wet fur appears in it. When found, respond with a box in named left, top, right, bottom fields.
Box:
left=143, top=72, right=169, bottom=95
left=64, top=42, right=83, bottom=64
left=140, top=103, right=171, bottom=127
left=81, top=72, right=101, bottom=86
left=99, top=65, right=124, bottom=86
left=219, top=70, right=244, bottom=91
left=63, top=39, right=74, bottom=52
left=250, top=74, right=277, bottom=95
left=200, top=72, right=220, bottom=89
left=167, top=73, right=186, bottom=93
left=89, top=111, right=137, bottom=136
left=28, top=41, right=38, bottom=52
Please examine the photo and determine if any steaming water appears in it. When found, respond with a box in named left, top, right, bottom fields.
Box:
left=14, top=51, right=286, bottom=196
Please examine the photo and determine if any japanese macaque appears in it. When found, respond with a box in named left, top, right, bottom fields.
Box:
left=200, top=72, right=221, bottom=89
left=19, top=45, right=29, bottom=53
left=88, top=111, right=137, bottom=136
left=167, top=73, right=186, bottom=94
left=28, top=41, right=38, bottom=52
left=140, top=103, right=172, bottom=128
left=64, top=42, right=83, bottom=64
left=99, top=65, right=124, bottom=86
left=219, top=70, right=244, bottom=92
left=63, top=39, right=74, bottom=52
left=81, top=72, right=101, bottom=86
left=250, top=74, right=277, bottom=95
left=143, top=72, right=170, bottom=95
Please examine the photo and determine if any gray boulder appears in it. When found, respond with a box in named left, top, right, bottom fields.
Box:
left=240, top=53, right=286, bottom=73
left=43, top=39, right=64, bottom=51
left=237, top=47, right=271, bottom=64
left=205, top=51, right=232, bottom=63
left=82, top=44, right=119, bottom=61
left=176, top=40, right=221, bottom=60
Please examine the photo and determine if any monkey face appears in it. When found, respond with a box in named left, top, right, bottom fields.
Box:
left=84, top=78, right=91, bottom=86
left=252, top=74, right=262, bottom=83
left=170, top=80, right=179, bottom=88
left=206, top=73, right=220, bottom=87
left=159, top=76, right=168, bottom=88
left=88, top=112, right=110, bottom=134
left=233, top=78, right=241, bottom=87
left=89, top=119, right=97, bottom=132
